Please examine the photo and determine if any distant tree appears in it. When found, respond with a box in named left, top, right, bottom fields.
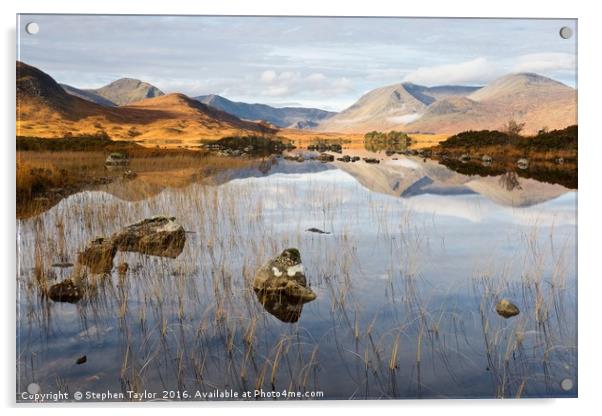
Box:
left=503, top=120, right=526, bottom=136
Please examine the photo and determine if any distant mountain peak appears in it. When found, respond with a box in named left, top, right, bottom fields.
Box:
left=17, top=61, right=273, bottom=140
left=60, top=83, right=117, bottom=107
left=195, top=94, right=335, bottom=128
left=468, top=72, right=572, bottom=103
left=60, top=76, right=165, bottom=106
left=318, top=72, right=575, bottom=134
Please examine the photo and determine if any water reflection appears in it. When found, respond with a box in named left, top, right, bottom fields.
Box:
left=254, top=291, right=314, bottom=323
left=16, top=154, right=577, bottom=400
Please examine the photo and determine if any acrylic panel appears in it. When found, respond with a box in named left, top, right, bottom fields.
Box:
left=16, top=15, right=577, bottom=402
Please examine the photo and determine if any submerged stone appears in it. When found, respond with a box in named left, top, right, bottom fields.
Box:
left=112, top=216, right=186, bottom=258
left=51, top=262, right=74, bottom=268
left=253, top=248, right=317, bottom=303
left=255, top=292, right=307, bottom=323
left=306, top=227, right=330, bottom=234
left=48, top=279, right=83, bottom=303
left=78, top=237, right=117, bottom=274
left=496, top=299, right=520, bottom=319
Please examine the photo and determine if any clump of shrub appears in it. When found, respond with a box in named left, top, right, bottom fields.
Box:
left=438, top=125, right=577, bottom=152
left=525, top=125, right=577, bottom=151
left=16, top=132, right=139, bottom=151
left=364, top=130, right=410, bottom=152
left=438, top=130, right=511, bottom=149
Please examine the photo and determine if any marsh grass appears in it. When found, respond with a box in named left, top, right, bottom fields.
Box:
left=16, top=160, right=577, bottom=400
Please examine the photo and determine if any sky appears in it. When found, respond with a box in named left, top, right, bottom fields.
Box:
left=18, top=15, right=577, bottom=111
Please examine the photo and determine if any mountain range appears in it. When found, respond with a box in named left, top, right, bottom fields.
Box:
left=20, top=61, right=577, bottom=140
left=195, top=94, right=335, bottom=129
left=60, top=78, right=334, bottom=129
left=317, top=73, right=576, bottom=134
left=17, top=61, right=272, bottom=143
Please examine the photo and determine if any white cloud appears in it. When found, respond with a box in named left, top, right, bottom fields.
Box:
left=260, top=70, right=277, bottom=82
left=307, top=72, right=327, bottom=82
left=257, top=70, right=353, bottom=98
left=513, top=53, right=575, bottom=73
left=403, top=57, right=498, bottom=86
left=264, top=85, right=290, bottom=97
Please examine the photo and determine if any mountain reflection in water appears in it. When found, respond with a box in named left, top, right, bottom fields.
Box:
left=16, top=153, right=577, bottom=400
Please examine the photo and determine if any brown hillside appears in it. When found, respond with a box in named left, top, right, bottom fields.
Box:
left=16, top=61, right=275, bottom=146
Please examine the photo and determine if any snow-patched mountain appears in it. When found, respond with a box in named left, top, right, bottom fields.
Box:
left=318, top=73, right=576, bottom=134
left=317, top=83, right=480, bottom=133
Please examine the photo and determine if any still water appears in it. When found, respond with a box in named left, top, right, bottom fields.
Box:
left=17, top=156, right=577, bottom=400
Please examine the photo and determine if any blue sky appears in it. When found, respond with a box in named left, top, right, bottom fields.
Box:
left=18, top=15, right=577, bottom=111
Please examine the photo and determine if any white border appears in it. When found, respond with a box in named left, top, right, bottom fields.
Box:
left=3, top=1, right=600, bottom=415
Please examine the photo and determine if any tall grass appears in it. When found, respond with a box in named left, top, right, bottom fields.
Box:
left=16, top=156, right=577, bottom=400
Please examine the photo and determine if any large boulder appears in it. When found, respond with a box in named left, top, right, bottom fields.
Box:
left=496, top=299, right=520, bottom=319
left=112, top=216, right=186, bottom=258
left=253, top=248, right=317, bottom=302
left=78, top=237, right=117, bottom=274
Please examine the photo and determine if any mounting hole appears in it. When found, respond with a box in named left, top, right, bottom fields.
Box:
left=560, top=378, right=574, bottom=391
left=559, top=26, right=573, bottom=39
left=25, top=22, right=39, bottom=35
left=27, top=382, right=40, bottom=394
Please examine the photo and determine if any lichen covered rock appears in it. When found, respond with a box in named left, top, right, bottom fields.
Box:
left=253, top=248, right=316, bottom=302
left=78, top=237, right=117, bottom=274
left=112, top=216, right=186, bottom=258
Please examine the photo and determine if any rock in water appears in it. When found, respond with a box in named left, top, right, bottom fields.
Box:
left=48, top=279, right=83, bottom=303
left=253, top=248, right=317, bottom=302
left=306, top=227, right=330, bottom=234
left=78, top=237, right=117, bottom=274
left=112, top=216, right=186, bottom=258
left=496, top=299, right=520, bottom=318
left=51, top=262, right=74, bottom=268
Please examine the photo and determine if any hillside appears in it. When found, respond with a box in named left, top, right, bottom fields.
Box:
left=195, top=94, right=335, bottom=128
left=92, top=78, right=165, bottom=105
left=60, top=84, right=117, bottom=106
left=61, top=78, right=165, bottom=106
left=407, top=74, right=576, bottom=134
left=16, top=61, right=274, bottom=146
left=317, top=83, right=428, bottom=133
left=318, top=73, right=576, bottom=135
left=317, top=82, right=480, bottom=133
